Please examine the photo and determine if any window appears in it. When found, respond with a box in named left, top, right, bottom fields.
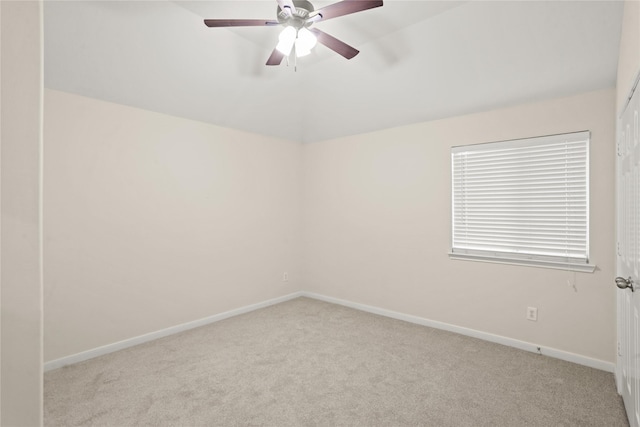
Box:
left=450, top=131, right=595, bottom=272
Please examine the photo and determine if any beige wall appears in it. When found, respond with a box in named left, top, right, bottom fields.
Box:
left=617, top=0, right=640, bottom=114
left=302, top=89, right=616, bottom=363
left=44, top=90, right=301, bottom=362
left=46, top=88, right=617, bottom=366
left=1, top=1, right=44, bottom=425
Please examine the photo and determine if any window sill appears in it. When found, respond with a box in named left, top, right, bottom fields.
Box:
left=448, top=252, right=597, bottom=273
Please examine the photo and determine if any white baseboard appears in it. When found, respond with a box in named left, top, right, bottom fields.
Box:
left=44, top=291, right=304, bottom=372
left=45, top=290, right=615, bottom=374
left=300, top=291, right=615, bottom=373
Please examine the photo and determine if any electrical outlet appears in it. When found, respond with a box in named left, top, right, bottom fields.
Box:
left=283, top=272, right=289, bottom=282
left=526, top=307, right=538, bottom=321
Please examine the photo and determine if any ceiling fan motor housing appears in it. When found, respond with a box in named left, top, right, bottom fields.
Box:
left=277, top=0, right=315, bottom=28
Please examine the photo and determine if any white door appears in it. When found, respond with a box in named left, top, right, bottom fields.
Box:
left=617, top=77, right=640, bottom=427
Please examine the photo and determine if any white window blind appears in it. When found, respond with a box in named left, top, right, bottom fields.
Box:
left=450, top=131, right=595, bottom=272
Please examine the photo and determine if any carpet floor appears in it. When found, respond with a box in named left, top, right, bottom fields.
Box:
left=44, top=297, right=628, bottom=426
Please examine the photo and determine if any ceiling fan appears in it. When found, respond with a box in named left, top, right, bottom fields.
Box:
left=204, top=0, right=383, bottom=66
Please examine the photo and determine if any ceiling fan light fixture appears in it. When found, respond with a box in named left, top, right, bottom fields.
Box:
left=296, top=27, right=317, bottom=53
left=276, top=26, right=296, bottom=55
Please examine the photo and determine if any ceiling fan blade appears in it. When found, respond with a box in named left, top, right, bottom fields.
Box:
left=204, top=19, right=279, bottom=27
left=310, top=0, right=383, bottom=22
left=266, top=48, right=286, bottom=66
left=308, top=28, right=359, bottom=60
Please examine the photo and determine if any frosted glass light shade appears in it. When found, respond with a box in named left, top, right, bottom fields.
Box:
left=295, top=27, right=317, bottom=57
left=276, top=26, right=296, bottom=55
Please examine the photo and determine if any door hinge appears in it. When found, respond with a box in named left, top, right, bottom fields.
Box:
left=618, top=341, right=622, bottom=357
left=617, top=241, right=622, bottom=256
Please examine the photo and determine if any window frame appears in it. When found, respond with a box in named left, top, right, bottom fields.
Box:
left=448, top=131, right=596, bottom=273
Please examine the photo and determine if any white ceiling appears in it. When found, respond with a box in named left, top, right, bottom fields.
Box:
left=44, top=0, right=624, bottom=142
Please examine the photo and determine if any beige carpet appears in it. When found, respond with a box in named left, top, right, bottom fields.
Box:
left=44, top=297, right=628, bottom=426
